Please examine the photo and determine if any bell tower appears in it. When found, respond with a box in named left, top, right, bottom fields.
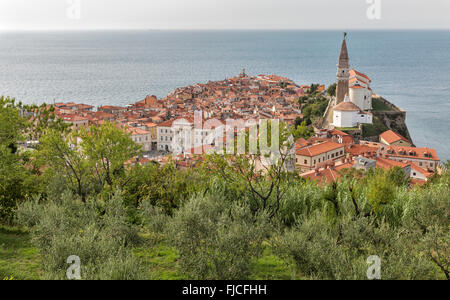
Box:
left=336, top=33, right=350, bottom=103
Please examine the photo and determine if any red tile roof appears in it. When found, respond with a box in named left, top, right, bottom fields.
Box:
left=380, top=130, right=409, bottom=144
left=376, top=157, right=410, bottom=170
left=296, top=141, right=344, bottom=157
left=333, top=101, right=361, bottom=111
left=349, top=69, right=371, bottom=82
left=385, top=145, right=439, bottom=161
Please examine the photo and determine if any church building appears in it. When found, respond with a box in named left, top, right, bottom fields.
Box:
left=333, top=95, right=373, bottom=128
left=349, top=69, right=373, bottom=110
left=332, top=34, right=373, bottom=128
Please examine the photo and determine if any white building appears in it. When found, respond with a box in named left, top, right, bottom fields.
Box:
left=349, top=69, right=373, bottom=111
left=172, top=118, right=195, bottom=154
left=157, top=117, right=225, bottom=154
left=332, top=95, right=373, bottom=128
left=157, top=119, right=175, bottom=152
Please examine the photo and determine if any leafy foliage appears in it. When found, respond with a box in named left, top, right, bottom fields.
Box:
left=16, top=190, right=144, bottom=280
left=167, top=192, right=269, bottom=280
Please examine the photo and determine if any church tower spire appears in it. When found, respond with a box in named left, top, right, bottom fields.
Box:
left=336, top=33, right=350, bottom=103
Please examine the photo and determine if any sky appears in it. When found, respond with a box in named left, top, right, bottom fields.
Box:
left=0, top=0, right=449, bottom=31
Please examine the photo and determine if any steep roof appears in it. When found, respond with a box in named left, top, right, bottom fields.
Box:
left=339, top=38, right=349, bottom=61
left=349, top=69, right=371, bottom=82
left=380, top=130, right=409, bottom=144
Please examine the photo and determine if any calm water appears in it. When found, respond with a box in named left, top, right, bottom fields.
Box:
left=0, top=30, right=449, bottom=160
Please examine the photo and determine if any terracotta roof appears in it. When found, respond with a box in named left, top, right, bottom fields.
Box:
left=376, top=157, right=409, bottom=170
left=158, top=119, right=175, bottom=127
left=296, top=141, right=344, bottom=157
left=345, top=144, right=379, bottom=156
left=301, top=161, right=353, bottom=185
left=349, top=69, right=371, bottom=82
left=302, top=168, right=340, bottom=184
left=333, top=101, right=361, bottom=111
left=380, top=130, right=409, bottom=144
left=385, top=145, right=439, bottom=161
left=127, top=127, right=151, bottom=135
left=331, top=129, right=349, bottom=136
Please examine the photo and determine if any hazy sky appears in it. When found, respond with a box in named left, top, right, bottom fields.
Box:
left=1, top=0, right=449, bottom=30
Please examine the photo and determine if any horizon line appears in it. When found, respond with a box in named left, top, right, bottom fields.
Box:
left=1, top=28, right=450, bottom=32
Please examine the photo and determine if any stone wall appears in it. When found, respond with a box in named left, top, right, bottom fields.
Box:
left=370, top=95, right=414, bottom=145
left=372, top=110, right=414, bottom=145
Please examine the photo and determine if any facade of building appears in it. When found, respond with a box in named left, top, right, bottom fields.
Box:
left=383, top=145, right=440, bottom=172
left=295, top=141, right=345, bottom=172
left=157, top=119, right=175, bottom=152
left=332, top=95, right=373, bottom=128
left=62, top=115, right=90, bottom=130
left=349, top=69, right=373, bottom=110
left=128, top=127, right=152, bottom=152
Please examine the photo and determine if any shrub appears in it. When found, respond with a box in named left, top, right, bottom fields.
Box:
left=16, top=190, right=144, bottom=280
left=167, top=194, right=269, bottom=280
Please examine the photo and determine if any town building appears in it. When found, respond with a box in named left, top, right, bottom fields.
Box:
left=295, top=141, right=345, bottom=172
left=332, top=95, right=373, bottom=128
left=127, top=127, right=153, bottom=152
left=382, top=145, right=440, bottom=172
left=379, top=130, right=412, bottom=147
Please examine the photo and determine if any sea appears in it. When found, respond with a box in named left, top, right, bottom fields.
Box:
left=0, top=30, right=449, bottom=161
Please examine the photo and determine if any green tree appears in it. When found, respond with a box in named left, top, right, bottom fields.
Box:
left=292, top=121, right=313, bottom=140
left=38, top=129, right=92, bottom=202
left=327, top=83, right=337, bottom=97
left=0, top=96, right=38, bottom=223
left=25, top=103, right=71, bottom=140
left=80, top=122, right=142, bottom=191
left=0, top=96, right=26, bottom=153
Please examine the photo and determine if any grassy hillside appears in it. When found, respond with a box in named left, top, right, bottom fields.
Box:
left=1, top=227, right=299, bottom=280
left=0, top=226, right=42, bottom=280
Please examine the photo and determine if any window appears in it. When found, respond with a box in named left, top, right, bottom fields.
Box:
left=314, top=160, right=316, bottom=164
left=304, top=160, right=307, bottom=164
left=419, top=162, right=423, bottom=166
